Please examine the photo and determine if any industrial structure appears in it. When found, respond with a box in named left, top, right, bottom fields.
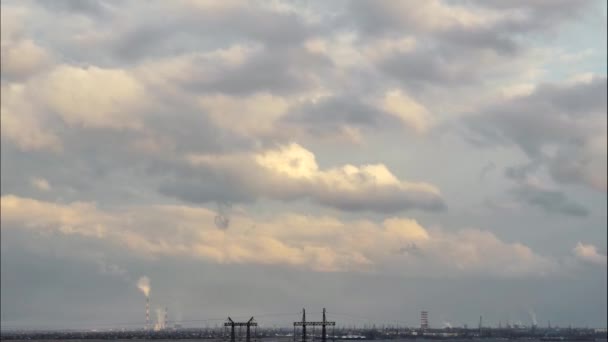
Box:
left=145, top=296, right=150, bottom=331
left=7, top=300, right=601, bottom=342
left=164, top=307, right=168, bottom=330
left=224, top=317, right=257, bottom=342
left=420, top=311, right=429, bottom=330
left=293, top=308, right=335, bottom=342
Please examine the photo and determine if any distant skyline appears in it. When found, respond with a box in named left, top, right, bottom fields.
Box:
left=1, top=0, right=607, bottom=330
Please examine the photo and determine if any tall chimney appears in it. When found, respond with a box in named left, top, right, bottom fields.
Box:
left=164, top=307, right=168, bottom=330
left=146, top=296, right=150, bottom=331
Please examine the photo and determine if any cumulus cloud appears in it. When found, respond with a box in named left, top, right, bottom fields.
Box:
left=342, top=1, right=522, bottom=92
left=197, top=93, right=290, bottom=137
left=466, top=76, right=607, bottom=192
left=0, top=84, right=62, bottom=152
left=348, top=0, right=501, bottom=36
left=1, top=63, right=154, bottom=153
left=1, top=195, right=557, bottom=276
left=35, top=65, right=149, bottom=130
left=0, top=5, right=52, bottom=80
left=348, top=0, right=592, bottom=48
left=280, top=96, right=384, bottom=142
left=0, top=0, right=603, bottom=284
left=41, top=0, right=322, bottom=67
left=573, top=242, right=607, bottom=266
left=162, top=143, right=445, bottom=213
left=0, top=39, right=52, bottom=80
left=280, top=87, right=433, bottom=142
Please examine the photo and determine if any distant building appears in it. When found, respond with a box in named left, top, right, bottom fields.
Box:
left=420, top=311, right=429, bottom=330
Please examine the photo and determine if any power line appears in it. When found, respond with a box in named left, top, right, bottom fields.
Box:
left=328, top=312, right=408, bottom=326
left=0, top=312, right=306, bottom=331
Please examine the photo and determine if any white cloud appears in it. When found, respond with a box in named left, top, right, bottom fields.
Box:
left=1, top=195, right=558, bottom=276
left=573, top=242, right=607, bottom=266
left=35, top=65, right=148, bottom=130
left=0, top=84, right=62, bottom=152
left=0, top=39, right=51, bottom=79
left=134, top=45, right=261, bottom=87
left=197, top=93, right=289, bottom=137
left=183, top=143, right=445, bottom=213
left=379, top=89, right=433, bottom=134
left=0, top=5, right=52, bottom=80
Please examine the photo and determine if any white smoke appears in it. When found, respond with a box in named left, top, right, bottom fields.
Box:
left=442, top=322, right=452, bottom=329
left=137, top=276, right=150, bottom=297
left=529, top=310, right=538, bottom=326
left=154, top=307, right=165, bottom=331
left=214, top=201, right=232, bottom=230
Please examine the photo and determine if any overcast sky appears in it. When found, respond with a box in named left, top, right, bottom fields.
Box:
left=1, top=0, right=607, bottom=331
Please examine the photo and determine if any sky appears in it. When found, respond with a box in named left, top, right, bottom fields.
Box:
left=1, top=0, right=607, bottom=331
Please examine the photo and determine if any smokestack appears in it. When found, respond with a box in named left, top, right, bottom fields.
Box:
left=164, top=307, right=168, bottom=330
left=136, top=276, right=151, bottom=331
left=146, top=296, right=150, bottom=331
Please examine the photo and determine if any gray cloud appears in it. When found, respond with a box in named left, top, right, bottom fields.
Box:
left=479, top=162, right=497, bottom=180
left=179, top=46, right=332, bottom=96
left=378, top=49, right=480, bottom=90
left=348, top=1, right=522, bottom=55
left=467, top=78, right=606, bottom=153
left=280, top=95, right=400, bottom=139
left=61, top=1, right=322, bottom=66
left=511, top=185, right=589, bottom=217
left=505, top=162, right=542, bottom=182
left=34, top=0, right=115, bottom=18
left=466, top=77, right=607, bottom=191
left=469, top=0, right=592, bottom=32
left=344, top=0, right=597, bottom=95
left=349, top=0, right=593, bottom=40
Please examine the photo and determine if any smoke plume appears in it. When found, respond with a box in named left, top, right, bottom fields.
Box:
left=155, top=308, right=165, bottom=330
left=529, top=310, right=538, bottom=326
left=214, top=201, right=232, bottom=230
left=137, top=276, right=150, bottom=297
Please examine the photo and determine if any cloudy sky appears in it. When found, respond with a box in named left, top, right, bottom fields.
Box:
left=1, top=0, right=607, bottom=330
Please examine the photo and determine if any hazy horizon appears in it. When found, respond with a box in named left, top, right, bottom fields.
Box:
left=1, top=0, right=607, bottom=331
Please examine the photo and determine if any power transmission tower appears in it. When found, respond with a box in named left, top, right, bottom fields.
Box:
left=294, top=308, right=336, bottom=342
left=224, top=317, right=257, bottom=342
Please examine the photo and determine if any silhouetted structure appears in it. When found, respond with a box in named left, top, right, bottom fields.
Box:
left=224, top=317, right=257, bottom=342
left=293, top=308, right=335, bottom=342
